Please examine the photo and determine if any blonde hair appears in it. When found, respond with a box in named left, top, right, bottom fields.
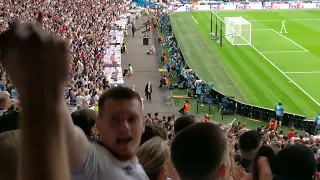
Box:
left=136, top=136, right=170, bottom=180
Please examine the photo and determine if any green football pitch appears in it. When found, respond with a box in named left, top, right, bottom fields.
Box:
left=170, top=10, right=320, bottom=118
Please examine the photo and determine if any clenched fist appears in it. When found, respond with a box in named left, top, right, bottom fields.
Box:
left=0, top=19, right=69, bottom=99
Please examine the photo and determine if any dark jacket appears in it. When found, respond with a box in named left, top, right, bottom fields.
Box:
left=145, top=83, right=152, bottom=93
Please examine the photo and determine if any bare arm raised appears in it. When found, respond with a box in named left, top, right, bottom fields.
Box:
left=0, top=20, right=91, bottom=179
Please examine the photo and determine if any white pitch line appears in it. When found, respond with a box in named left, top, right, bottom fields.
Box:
left=191, top=15, right=198, bottom=24
left=210, top=12, right=320, bottom=107
left=252, top=29, right=271, bottom=31
left=284, top=71, right=320, bottom=74
left=249, top=19, right=320, bottom=22
left=261, top=51, right=308, bottom=54
left=249, top=45, right=320, bottom=106
left=271, top=29, right=309, bottom=52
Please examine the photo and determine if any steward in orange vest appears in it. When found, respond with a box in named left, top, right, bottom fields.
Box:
left=183, top=100, right=190, bottom=114
left=202, top=114, right=210, bottom=123
left=162, top=54, right=167, bottom=63
left=268, top=119, right=277, bottom=131
left=158, top=35, right=163, bottom=43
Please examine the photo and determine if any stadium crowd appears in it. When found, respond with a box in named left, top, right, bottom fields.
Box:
left=0, top=0, right=133, bottom=108
left=0, top=1, right=320, bottom=180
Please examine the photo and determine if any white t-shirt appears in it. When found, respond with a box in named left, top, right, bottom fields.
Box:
left=72, top=143, right=149, bottom=180
left=76, top=95, right=84, bottom=107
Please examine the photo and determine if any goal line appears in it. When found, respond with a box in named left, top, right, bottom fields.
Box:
left=248, top=19, right=320, bottom=22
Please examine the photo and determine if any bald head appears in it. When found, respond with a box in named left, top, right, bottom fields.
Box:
left=0, top=91, right=10, bottom=110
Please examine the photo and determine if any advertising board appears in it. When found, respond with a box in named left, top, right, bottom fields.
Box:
left=173, top=2, right=320, bottom=12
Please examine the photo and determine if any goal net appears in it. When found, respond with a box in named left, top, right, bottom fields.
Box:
left=224, top=17, right=251, bottom=46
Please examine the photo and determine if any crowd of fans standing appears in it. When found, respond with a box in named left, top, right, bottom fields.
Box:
left=0, top=0, right=131, bottom=108
left=1, top=1, right=320, bottom=180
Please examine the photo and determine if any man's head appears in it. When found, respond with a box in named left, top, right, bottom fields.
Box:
left=140, top=123, right=167, bottom=146
left=71, top=108, right=97, bottom=136
left=239, top=130, right=262, bottom=160
left=0, top=91, right=10, bottom=110
left=274, top=144, right=316, bottom=180
left=174, top=115, right=196, bottom=134
left=96, top=86, right=144, bottom=161
left=171, top=123, right=230, bottom=180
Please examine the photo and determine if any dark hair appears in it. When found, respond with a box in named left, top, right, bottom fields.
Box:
left=311, top=146, right=318, bottom=154
left=275, top=144, right=316, bottom=180
left=279, top=130, right=283, bottom=135
left=171, top=123, right=227, bottom=179
left=257, top=127, right=262, bottom=133
left=71, top=109, right=97, bottom=136
left=239, top=130, right=262, bottom=152
left=140, top=124, right=167, bottom=146
left=98, top=86, right=141, bottom=117
left=0, top=110, right=20, bottom=134
left=174, top=115, right=196, bottom=134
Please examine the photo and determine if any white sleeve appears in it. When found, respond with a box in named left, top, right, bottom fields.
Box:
left=71, top=146, right=96, bottom=180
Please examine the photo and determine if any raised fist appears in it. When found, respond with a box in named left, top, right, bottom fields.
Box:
left=0, top=19, right=69, bottom=98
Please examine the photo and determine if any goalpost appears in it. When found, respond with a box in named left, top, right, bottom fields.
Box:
left=210, top=11, right=252, bottom=46
left=224, top=17, right=252, bottom=46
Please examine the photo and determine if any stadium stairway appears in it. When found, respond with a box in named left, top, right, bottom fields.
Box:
left=121, top=14, right=205, bottom=121
left=121, top=14, right=177, bottom=117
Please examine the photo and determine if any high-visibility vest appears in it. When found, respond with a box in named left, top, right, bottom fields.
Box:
left=163, top=56, right=167, bottom=62
left=164, top=77, right=168, bottom=85
left=94, top=106, right=99, bottom=113
left=184, top=103, right=190, bottom=112
left=203, top=118, right=210, bottom=123
left=129, top=66, right=133, bottom=74
left=268, top=121, right=277, bottom=130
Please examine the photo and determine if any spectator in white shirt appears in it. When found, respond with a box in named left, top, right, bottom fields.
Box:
left=76, top=92, right=85, bottom=108
left=71, top=87, right=149, bottom=180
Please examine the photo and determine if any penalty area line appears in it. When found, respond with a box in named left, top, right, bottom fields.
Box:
left=260, top=51, right=308, bottom=54
left=191, top=15, right=198, bottom=24
left=212, top=11, right=320, bottom=107
left=284, top=71, right=320, bottom=74
left=249, top=19, right=320, bottom=22
left=271, top=29, right=309, bottom=52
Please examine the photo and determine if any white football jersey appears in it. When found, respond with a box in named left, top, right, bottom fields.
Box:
left=72, top=143, right=149, bottom=180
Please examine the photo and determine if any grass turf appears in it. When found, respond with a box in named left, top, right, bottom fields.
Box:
left=170, top=10, right=320, bottom=119
left=159, top=24, right=298, bottom=133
